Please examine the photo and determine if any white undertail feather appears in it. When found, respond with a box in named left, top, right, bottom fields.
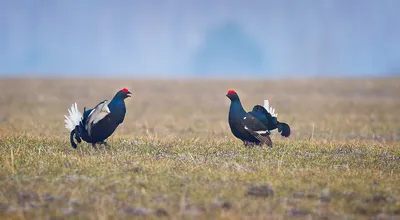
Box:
left=263, top=100, right=278, bottom=117
left=64, top=103, right=83, bottom=132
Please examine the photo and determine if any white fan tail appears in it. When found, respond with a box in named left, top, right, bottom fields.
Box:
left=263, top=100, right=278, bottom=117
left=64, top=103, right=83, bottom=132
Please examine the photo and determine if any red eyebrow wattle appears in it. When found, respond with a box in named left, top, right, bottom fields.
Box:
left=227, top=90, right=236, bottom=95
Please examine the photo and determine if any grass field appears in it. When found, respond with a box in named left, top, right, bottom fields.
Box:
left=0, top=78, right=399, bottom=219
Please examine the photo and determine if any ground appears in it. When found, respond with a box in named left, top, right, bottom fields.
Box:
left=0, top=78, right=399, bottom=219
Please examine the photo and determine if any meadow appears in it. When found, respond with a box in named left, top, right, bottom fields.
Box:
left=0, top=78, right=399, bottom=219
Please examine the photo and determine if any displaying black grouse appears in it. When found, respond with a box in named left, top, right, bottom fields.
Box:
left=64, top=88, right=132, bottom=149
left=226, top=90, right=290, bottom=147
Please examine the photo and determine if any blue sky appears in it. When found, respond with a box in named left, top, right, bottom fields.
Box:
left=0, top=0, right=399, bottom=77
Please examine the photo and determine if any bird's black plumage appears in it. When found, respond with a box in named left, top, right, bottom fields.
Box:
left=249, top=105, right=290, bottom=137
left=65, top=88, right=132, bottom=149
left=226, top=90, right=290, bottom=147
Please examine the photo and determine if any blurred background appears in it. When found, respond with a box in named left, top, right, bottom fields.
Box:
left=0, top=0, right=399, bottom=78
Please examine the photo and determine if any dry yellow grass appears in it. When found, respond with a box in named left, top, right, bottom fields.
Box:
left=0, top=78, right=399, bottom=219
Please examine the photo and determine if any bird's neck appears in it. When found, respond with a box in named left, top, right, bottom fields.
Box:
left=109, top=97, right=126, bottom=111
left=229, top=99, right=246, bottom=117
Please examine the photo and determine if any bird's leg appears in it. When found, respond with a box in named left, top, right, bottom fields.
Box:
left=99, top=141, right=108, bottom=151
left=92, top=143, right=98, bottom=150
left=246, top=141, right=258, bottom=148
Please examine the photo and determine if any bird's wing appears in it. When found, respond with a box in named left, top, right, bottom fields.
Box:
left=85, top=100, right=111, bottom=136
left=249, top=108, right=269, bottom=125
left=244, top=128, right=273, bottom=147
left=241, top=114, right=273, bottom=147
left=242, top=114, right=269, bottom=134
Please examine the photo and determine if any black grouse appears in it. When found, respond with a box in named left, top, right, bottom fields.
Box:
left=64, top=88, right=132, bottom=149
left=226, top=89, right=290, bottom=147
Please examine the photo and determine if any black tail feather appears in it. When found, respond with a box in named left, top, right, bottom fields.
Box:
left=70, top=125, right=82, bottom=149
left=75, top=125, right=82, bottom=143
left=70, top=129, right=78, bottom=149
left=277, top=122, right=290, bottom=137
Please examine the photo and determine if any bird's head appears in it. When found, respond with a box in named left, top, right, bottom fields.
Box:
left=116, top=88, right=132, bottom=99
left=226, top=89, right=239, bottom=100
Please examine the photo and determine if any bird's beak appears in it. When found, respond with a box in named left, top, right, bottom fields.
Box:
left=127, top=91, right=132, bottom=97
